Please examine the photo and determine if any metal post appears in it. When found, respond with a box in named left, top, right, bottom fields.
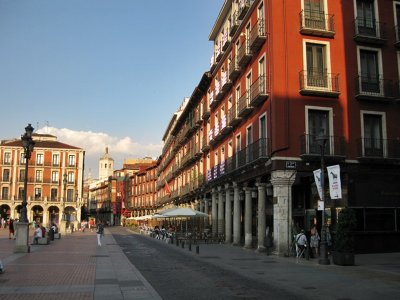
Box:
left=318, top=135, right=330, bottom=265
left=15, top=124, right=35, bottom=253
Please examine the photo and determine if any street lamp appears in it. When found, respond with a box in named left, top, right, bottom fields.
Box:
left=63, top=173, right=67, bottom=221
left=316, top=132, right=330, bottom=265
left=20, top=124, right=35, bottom=223
left=15, top=124, right=35, bottom=253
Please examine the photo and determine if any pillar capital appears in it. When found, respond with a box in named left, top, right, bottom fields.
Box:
left=270, top=170, right=296, bottom=186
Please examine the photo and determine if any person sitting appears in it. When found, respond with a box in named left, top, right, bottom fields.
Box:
left=32, top=224, right=43, bottom=244
left=51, top=223, right=58, bottom=234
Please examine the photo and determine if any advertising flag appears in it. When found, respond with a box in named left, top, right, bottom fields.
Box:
left=313, top=168, right=322, bottom=200
left=327, top=165, right=342, bottom=199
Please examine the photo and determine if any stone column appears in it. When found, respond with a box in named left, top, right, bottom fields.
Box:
left=271, top=170, right=296, bottom=256
left=224, top=183, right=232, bottom=243
left=217, top=186, right=224, bottom=235
left=199, top=198, right=205, bottom=213
left=256, top=182, right=267, bottom=253
left=243, top=187, right=253, bottom=249
left=232, top=182, right=241, bottom=246
left=211, top=188, right=218, bottom=236
left=203, top=196, right=210, bottom=226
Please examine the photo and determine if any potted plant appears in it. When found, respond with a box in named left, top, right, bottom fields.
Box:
left=332, top=207, right=357, bottom=266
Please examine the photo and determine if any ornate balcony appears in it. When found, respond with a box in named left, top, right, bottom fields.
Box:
left=228, top=104, right=241, bottom=128
left=228, top=56, right=241, bottom=81
left=299, top=10, right=335, bottom=38
left=353, top=17, right=387, bottom=45
left=249, top=18, right=267, bottom=53
left=299, top=70, right=340, bottom=98
left=238, top=90, right=253, bottom=117
left=237, top=40, right=252, bottom=68
left=355, top=75, right=396, bottom=102
left=357, top=138, right=400, bottom=161
left=250, top=75, right=269, bottom=106
left=238, top=0, right=251, bottom=20
left=300, top=134, right=346, bottom=159
left=230, top=12, right=240, bottom=37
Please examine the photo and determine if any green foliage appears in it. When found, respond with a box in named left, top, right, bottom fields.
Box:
left=335, top=208, right=357, bottom=253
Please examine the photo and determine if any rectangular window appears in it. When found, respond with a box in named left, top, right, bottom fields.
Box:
left=2, top=169, right=10, bottom=181
left=4, top=152, right=11, bottom=164
left=259, top=115, right=267, bottom=156
left=2, top=187, right=9, bottom=200
left=246, top=126, right=253, bottom=163
left=68, top=172, right=75, bottom=184
left=67, top=189, right=73, bottom=202
left=52, top=154, right=59, bottom=166
left=36, top=153, right=44, bottom=165
left=20, top=153, right=25, bottom=164
left=356, top=0, right=376, bottom=36
left=68, top=155, right=76, bottom=167
left=19, top=169, right=25, bottom=182
left=52, top=171, right=59, bottom=183
left=258, top=56, right=266, bottom=93
left=306, top=43, right=327, bottom=88
left=51, top=188, right=58, bottom=201
left=18, top=187, right=24, bottom=200
left=35, top=188, right=42, bottom=200
left=304, top=0, right=325, bottom=29
left=363, top=113, right=383, bottom=156
left=308, top=109, right=330, bottom=154
left=395, top=2, right=400, bottom=41
left=35, top=170, right=43, bottom=182
left=359, top=49, right=380, bottom=94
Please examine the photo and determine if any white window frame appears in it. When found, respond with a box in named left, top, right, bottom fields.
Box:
left=356, top=45, right=383, bottom=96
left=305, top=105, right=334, bottom=153
left=302, top=39, right=332, bottom=91
left=360, top=110, right=387, bottom=157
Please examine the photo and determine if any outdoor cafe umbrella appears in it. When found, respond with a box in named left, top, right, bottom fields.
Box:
left=160, top=207, right=209, bottom=234
left=160, top=207, right=208, bottom=218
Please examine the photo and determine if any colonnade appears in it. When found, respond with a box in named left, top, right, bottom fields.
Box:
left=193, top=170, right=296, bottom=256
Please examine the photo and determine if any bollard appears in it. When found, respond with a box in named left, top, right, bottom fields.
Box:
left=181, top=241, right=185, bottom=248
left=196, top=245, right=199, bottom=255
left=176, top=238, right=179, bottom=246
left=188, top=242, right=192, bottom=251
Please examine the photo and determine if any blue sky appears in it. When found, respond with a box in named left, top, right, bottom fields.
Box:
left=0, top=0, right=224, bottom=176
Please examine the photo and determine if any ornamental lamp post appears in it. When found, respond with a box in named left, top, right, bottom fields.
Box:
left=15, top=124, right=35, bottom=253
left=60, top=173, right=68, bottom=235
left=316, top=132, right=330, bottom=265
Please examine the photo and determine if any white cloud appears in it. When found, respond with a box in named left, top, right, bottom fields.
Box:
left=36, top=127, right=162, bottom=178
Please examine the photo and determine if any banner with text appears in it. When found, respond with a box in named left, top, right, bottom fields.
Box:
left=327, top=164, right=342, bottom=199
left=313, top=168, right=322, bottom=200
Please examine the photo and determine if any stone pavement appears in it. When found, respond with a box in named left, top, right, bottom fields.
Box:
left=0, top=227, right=161, bottom=300
left=1, top=226, right=400, bottom=300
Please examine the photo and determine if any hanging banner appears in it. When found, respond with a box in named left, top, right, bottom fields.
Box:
left=327, top=164, right=342, bottom=199
left=313, top=168, right=322, bottom=200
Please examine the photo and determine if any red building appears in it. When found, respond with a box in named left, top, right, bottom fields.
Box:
left=156, top=0, right=400, bottom=254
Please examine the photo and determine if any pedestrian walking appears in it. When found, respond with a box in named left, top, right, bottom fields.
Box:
left=8, top=219, right=15, bottom=239
left=96, top=222, right=104, bottom=246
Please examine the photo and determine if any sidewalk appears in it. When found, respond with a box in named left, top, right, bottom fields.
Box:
left=1, top=226, right=400, bottom=300
left=0, top=228, right=161, bottom=300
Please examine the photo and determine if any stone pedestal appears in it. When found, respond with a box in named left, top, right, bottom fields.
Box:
left=14, top=222, right=30, bottom=253
left=59, top=220, right=67, bottom=235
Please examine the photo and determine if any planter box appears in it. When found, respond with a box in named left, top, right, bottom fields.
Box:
left=332, top=251, right=355, bottom=266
